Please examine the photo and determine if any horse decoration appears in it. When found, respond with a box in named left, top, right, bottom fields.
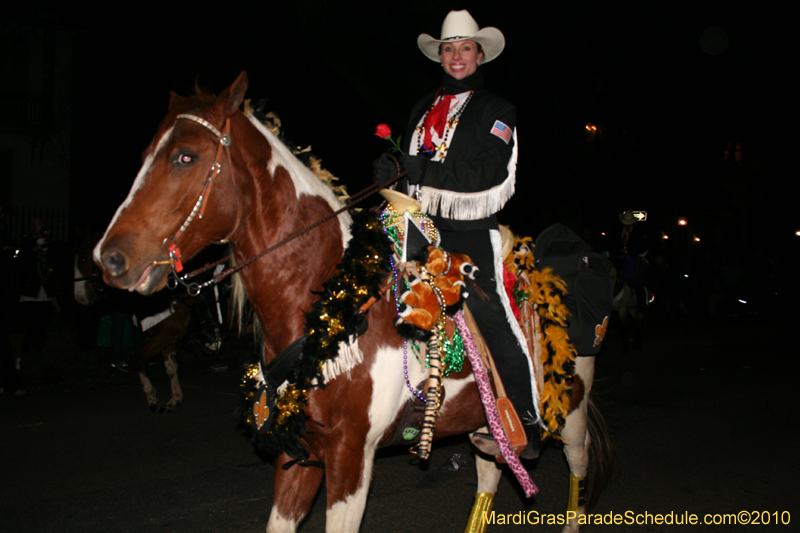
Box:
left=77, top=233, right=227, bottom=413
left=93, top=72, right=609, bottom=533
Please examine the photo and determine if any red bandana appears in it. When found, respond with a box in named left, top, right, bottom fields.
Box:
left=422, top=94, right=454, bottom=153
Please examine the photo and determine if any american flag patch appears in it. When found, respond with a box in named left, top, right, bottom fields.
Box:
left=490, top=120, right=512, bottom=144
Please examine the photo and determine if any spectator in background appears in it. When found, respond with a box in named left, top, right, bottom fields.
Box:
left=0, top=203, right=21, bottom=396
left=18, top=217, right=60, bottom=358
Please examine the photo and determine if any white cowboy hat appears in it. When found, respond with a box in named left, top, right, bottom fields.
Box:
left=417, top=10, right=505, bottom=64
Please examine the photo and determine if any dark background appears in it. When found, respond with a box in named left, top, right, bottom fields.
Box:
left=60, top=2, right=791, bottom=242
left=5, top=2, right=796, bottom=312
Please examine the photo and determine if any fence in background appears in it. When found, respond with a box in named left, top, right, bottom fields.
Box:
left=3, top=206, right=70, bottom=245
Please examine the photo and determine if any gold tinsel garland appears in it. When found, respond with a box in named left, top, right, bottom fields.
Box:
left=235, top=102, right=391, bottom=458
left=240, top=210, right=392, bottom=459
left=505, top=236, right=577, bottom=441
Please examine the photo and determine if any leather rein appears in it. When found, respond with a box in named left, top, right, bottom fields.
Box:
left=158, top=112, right=403, bottom=296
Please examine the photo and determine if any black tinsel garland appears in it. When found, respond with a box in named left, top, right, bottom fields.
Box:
left=241, top=209, right=393, bottom=460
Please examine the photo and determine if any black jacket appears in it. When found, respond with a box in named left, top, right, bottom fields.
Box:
left=404, top=72, right=517, bottom=231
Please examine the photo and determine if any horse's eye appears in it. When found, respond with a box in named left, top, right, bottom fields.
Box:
left=173, top=151, right=196, bottom=167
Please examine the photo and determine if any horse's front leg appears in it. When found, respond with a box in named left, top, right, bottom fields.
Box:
left=138, top=369, right=160, bottom=411
left=560, top=355, right=595, bottom=533
left=163, top=348, right=183, bottom=412
left=137, top=351, right=160, bottom=412
left=464, top=450, right=503, bottom=533
left=324, top=436, right=376, bottom=533
left=267, top=452, right=325, bottom=533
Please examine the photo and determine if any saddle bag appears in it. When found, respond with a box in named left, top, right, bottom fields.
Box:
left=534, top=224, right=615, bottom=356
left=462, top=305, right=528, bottom=459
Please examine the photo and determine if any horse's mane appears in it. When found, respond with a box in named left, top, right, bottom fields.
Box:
left=227, top=107, right=355, bottom=357
left=243, top=107, right=351, bottom=220
left=250, top=105, right=351, bottom=205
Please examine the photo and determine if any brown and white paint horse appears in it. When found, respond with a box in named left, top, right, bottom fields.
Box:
left=94, top=72, right=605, bottom=532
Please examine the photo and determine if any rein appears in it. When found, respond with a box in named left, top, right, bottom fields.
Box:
left=162, top=111, right=405, bottom=295
left=185, top=172, right=403, bottom=294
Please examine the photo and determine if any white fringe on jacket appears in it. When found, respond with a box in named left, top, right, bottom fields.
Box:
left=420, top=129, right=518, bottom=220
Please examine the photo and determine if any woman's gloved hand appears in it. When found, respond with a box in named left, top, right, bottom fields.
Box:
left=372, top=153, right=399, bottom=184
left=400, top=154, right=428, bottom=184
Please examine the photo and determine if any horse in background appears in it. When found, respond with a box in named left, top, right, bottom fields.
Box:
left=92, top=72, right=609, bottom=532
left=75, top=229, right=226, bottom=413
left=612, top=253, right=650, bottom=351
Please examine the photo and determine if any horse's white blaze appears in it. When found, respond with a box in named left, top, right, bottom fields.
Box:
left=247, top=115, right=352, bottom=249
left=93, top=126, right=175, bottom=262
left=265, top=512, right=299, bottom=533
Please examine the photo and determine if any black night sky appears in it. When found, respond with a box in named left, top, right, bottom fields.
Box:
left=56, top=2, right=791, bottom=258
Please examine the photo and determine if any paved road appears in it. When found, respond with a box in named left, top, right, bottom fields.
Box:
left=1, top=310, right=797, bottom=532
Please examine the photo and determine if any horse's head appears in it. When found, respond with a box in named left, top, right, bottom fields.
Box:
left=94, top=72, right=249, bottom=294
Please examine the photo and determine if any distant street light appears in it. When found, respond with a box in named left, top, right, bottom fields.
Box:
left=585, top=123, right=598, bottom=142
left=678, top=218, right=688, bottom=226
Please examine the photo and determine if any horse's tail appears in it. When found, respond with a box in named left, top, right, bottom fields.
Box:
left=585, top=394, right=614, bottom=510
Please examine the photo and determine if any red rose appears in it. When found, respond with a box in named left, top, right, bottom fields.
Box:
left=374, top=123, right=392, bottom=139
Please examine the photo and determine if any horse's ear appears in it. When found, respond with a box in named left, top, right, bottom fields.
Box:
left=218, top=71, right=249, bottom=117
left=169, top=91, right=185, bottom=111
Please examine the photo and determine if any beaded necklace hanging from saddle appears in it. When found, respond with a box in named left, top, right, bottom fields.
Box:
left=416, top=89, right=474, bottom=161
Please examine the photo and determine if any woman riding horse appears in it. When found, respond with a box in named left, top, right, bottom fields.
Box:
left=93, top=63, right=607, bottom=531
left=374, top=10, right=541, bottom=457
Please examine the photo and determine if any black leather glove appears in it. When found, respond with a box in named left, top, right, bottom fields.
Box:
left=372, top=153, right=399, bottom=184
left=400, top=154, right=428, bottom=185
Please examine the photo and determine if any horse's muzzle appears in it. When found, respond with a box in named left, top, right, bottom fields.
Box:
left=101, top=249, right=128, bottom=277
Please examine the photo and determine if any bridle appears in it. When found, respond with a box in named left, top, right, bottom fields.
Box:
left=151, top=113, right=240, bottom=295
left=153, top=111, right=405, bottom=296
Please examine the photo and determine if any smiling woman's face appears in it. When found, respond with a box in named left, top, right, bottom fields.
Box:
left=439, top=40, right=483, bottom=80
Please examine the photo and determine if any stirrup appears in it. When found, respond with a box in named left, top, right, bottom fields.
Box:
left=470, top=425, right=541, bottom=461
left=469, top=430, right=500, bottom=457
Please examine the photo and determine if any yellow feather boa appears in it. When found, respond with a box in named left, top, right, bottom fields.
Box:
left=505, top=235, right=576, bottom=440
